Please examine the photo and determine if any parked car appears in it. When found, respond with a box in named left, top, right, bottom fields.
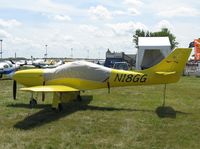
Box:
left=113, top=62, right=129, bottom=70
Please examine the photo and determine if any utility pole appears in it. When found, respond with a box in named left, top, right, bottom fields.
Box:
left=87, top=49, right=89, bottom=59
left=98, top=51, right=100, bottom=59
left=44, top=44, right=48, bottom=60
left=0, top=39, right=2, bottom=59
left=71, top=48, right=73, bottom=58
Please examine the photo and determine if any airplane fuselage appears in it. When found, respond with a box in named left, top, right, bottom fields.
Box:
left=0, top=61, right=19, bottom=79
left=12, top=48, right=192, bottom=110
left=13, top=60, right=179, bottom=90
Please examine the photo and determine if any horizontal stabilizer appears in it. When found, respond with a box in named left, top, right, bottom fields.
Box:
left=155, top=71, right=176, bottom=75
left=20, top=85, right=79, bottom=92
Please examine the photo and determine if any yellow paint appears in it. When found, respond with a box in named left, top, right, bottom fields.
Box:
left=109, top=48, right=191, bottom=87
left=52, top=92, right=79, bottom=108
left=46, top=78, right=107, bottom=90
left=14, top=48, right=191, bottom=90
left=155, top=71, right=176, bottom=75
left=52, top=92, right=61, bottom=108
left=13, top=69, right=44, bottom=86
left=13, top=48, right=192, bottom=109
left=21, top=85, right=79, bottom=92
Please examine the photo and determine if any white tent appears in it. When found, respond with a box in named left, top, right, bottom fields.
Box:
left=136, top=37, right=171, bottom=70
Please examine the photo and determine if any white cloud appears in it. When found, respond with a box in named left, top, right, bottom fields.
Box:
left=0, top=0, right=199, bottom=58
left=0, top=19, right=22, bottom=28
left=123, top=0, right=143, bottom=7
left=112, top=10, right=126, bottom=16
left=0, top=0, right=73, bottom=15
left=79, top=24, right=114, bottom=38
left=63, top=35, right=74, bottom=42
left=53, top=14, right=71, bottom=21
left=88, top=4, right=141, bottom=20
left=171, top=22, right=200, bottom=48
left=158, top=6, right=200, bottom=18
left=79, top=24, right=98, bottom=33
left=123, top=0, right=143, bottom=16
left=155, top=20, right=174, bottom=31
left=0, top=29, right=11, bottom=38
left=41, top=13, right=72, bottom=22
left=107, top=22, right=147, bottom=36
left=128, top=8, right=140, bottom=16
left=88, top=5, right=112, bottom=20
left=38, top=0, right=70, bottom=13
left=0, top=0, right=75, bottom=31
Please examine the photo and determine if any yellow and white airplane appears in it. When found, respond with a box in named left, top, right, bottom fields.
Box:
left=12, top=48, right=191, bottom=111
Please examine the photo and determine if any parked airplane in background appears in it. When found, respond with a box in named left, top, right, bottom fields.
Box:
left=41, top=60, right=64, bottom=68
left=32, top=59, right=46, bottom=68
left=12, top=48, right=191, bottom=111
left=0, top=60, right=20, bottom=79
left=32, top=59, right=64, bottom=68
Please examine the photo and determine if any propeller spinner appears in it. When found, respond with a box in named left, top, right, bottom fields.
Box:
left=13, top=80, right=17, bottom=100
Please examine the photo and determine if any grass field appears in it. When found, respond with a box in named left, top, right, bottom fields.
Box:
left=0, top=76, right=200, bottom=149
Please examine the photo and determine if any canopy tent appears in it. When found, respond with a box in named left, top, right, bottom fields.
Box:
left=136, top=37, right=171, bottom=70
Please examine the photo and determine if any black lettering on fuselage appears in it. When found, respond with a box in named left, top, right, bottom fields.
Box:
left=140, top=74, right=147, bottom=82
left=114, top=74, right=123, bottom=82
left=133, top=74, right=140, bottom=82
left=126, top=74, right=133, bottom=82
left=121, top=74, right=127, bottom=82
left=114, top=74, right=147, bottom=83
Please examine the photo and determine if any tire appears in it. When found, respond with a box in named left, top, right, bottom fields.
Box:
left=58, top=103, right=63, bottom=112
left=29, top=99, right=37, bottom=108
left=77, top=95, right=82, bottom=101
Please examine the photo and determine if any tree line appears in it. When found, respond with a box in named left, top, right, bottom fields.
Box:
left=133, top=28, right=179, bottom=49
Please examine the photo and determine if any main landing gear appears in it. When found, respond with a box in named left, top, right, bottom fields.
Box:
left=52, top=92, right=82, bottom=112
left=58, top=103, right=63, bottom=112
left=29, top=93, right=37, bottom=108
left=162, top=84, right=167, bottom=107
left=77, top=94, right=82, bottom=102
left=30, top=98, right=37, bottom=108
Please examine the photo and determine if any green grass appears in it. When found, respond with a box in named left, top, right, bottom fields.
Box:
left=0, top=76, right=200, bottom=149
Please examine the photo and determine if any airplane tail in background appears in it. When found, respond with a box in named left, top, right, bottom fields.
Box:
left=141, top=48, right=192, bottom=83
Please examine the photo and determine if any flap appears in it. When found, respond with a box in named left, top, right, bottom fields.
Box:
left=20, top=85, right=79, bottom=92
left=155, top=71, right=176, bottom=75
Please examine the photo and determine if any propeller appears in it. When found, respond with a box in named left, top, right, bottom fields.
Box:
left=13, top=80, right=17, bottom=100
left=42, top=81, right=45, bottom=101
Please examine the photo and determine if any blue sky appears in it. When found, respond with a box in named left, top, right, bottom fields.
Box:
left=0, top=0, right=199, bottom=58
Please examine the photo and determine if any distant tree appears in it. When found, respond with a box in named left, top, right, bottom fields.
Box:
left=133, top=28, right=179, bottom=49
left=146, top=31, right=151, bottom=37
left=133, top=29, right=146, bottom=47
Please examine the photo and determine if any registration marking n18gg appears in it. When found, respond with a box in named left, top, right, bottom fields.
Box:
left=114, top=74, right=147, bottom=83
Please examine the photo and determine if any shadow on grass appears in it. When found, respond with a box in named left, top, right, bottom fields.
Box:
left=7, top=96, right=190, bottom=130
left=155, top=106, right=189, bottom=118
left=7, top=103, right=52, bottom=109
left=10, top=95, right=93, bottom=130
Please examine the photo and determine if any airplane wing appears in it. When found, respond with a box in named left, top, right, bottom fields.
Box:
left=20, top=85, right=79, bottom=92
left=155, top=71, right=176, bottom=75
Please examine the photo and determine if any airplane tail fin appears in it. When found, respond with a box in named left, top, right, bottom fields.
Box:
left=141, top=48, right=192, bottom=83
